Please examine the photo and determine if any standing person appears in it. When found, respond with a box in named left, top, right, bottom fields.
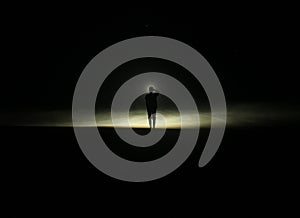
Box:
left=145, top=86, right=159, bottom=129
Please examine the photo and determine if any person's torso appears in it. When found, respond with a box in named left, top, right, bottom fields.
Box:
left=145, top=93, right=159, bottom=108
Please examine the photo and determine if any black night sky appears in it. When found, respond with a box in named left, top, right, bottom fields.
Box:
left=2, top=12, right=299, bottom=113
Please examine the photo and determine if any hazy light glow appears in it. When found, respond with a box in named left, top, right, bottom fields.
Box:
left=1, top=103, right=298, bottom=128
left=96, top=110, right=214, bottom=128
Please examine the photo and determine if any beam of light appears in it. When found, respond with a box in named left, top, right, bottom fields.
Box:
left=1, top=103, right=299, bottom=128
left=95, top=110, right=214, bottom=128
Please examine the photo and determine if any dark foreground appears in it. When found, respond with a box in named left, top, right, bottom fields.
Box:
left=2, top=126, right=298, bottom=214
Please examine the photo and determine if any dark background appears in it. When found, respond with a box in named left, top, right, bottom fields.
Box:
left=1, top=9, right=299, bottom=111
left=1, top=7, right=299, bottom=215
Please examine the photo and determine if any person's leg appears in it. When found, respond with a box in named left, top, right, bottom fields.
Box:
left=153, top=113, right=156, bottom=129
left=147, top=111, right=152, bottom=128
left=148, top=117, right=152, bottom=128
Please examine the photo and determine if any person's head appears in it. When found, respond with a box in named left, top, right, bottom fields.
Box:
left=149, top=86, right=154, bottom=93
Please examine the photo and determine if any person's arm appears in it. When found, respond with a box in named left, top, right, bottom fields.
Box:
left=152, top=88, right=159, bottom=93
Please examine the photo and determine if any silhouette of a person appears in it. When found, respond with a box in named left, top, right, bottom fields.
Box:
left=145, top=86, right=159, bottom=129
